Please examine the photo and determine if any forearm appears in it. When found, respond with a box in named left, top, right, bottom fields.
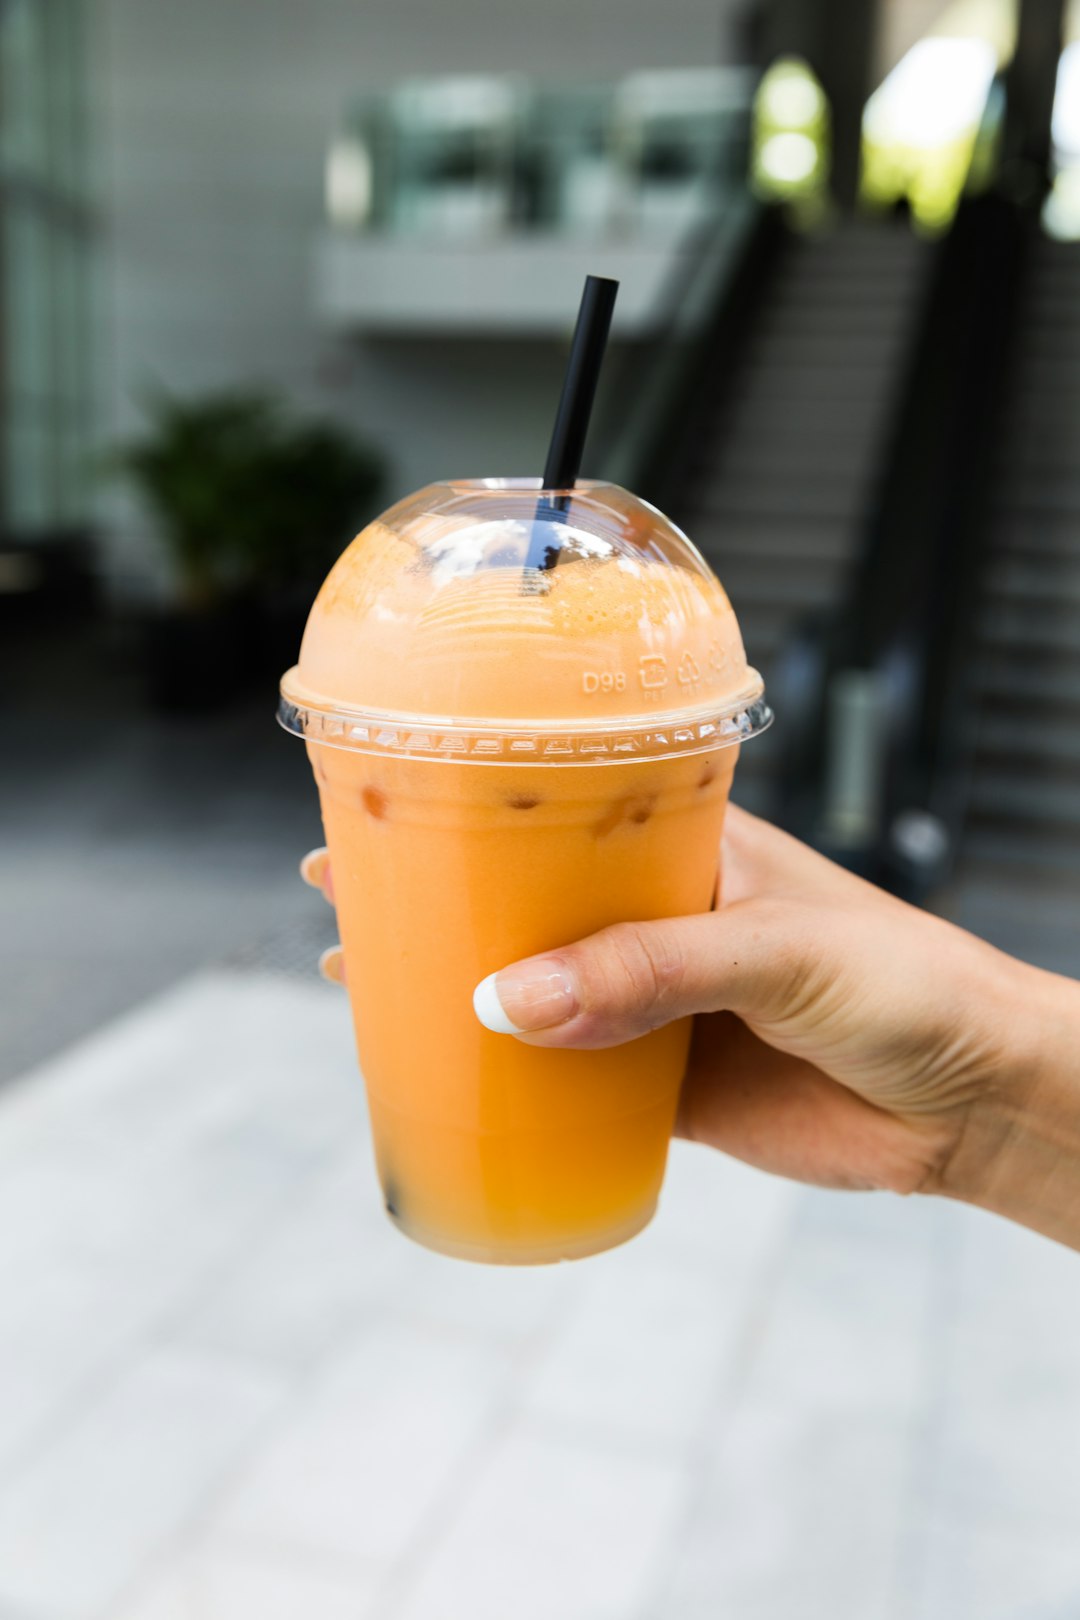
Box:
left=934, top=956, right=1080, bottom=1250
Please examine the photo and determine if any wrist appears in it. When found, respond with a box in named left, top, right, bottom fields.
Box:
left=934, top=951, right=1080, bottom=1249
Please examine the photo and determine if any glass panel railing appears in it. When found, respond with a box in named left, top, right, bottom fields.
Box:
left=325, top=68, right=753, bottom=242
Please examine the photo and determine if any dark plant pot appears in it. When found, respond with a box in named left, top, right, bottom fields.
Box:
left=142, top=597, right=258, bottom=713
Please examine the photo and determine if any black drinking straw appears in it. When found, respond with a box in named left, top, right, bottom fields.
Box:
left=524, top=274, right=619, bottom=573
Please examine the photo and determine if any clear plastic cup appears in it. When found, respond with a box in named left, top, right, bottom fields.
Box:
left=279, top=479, right=770, bottom=1263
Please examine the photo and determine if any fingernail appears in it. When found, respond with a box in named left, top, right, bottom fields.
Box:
left=301, top=849, right=328, bottom=889
left=319, top=946, right=346, bottom=986
left=300, top=849, right=334, bottom=903
left=473, top=957, right=578, bottom=1035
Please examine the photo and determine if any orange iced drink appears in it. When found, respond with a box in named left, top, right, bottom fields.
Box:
left=280, top=480, right=769, bottom=1263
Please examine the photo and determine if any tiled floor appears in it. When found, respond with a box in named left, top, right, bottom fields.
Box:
left=3, top=968, right=1080, bottom=1620
left=6, top=623, right=1080, bottom=1618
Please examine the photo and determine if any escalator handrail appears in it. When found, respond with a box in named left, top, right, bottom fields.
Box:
left=598, top=191, right=786, bottom=511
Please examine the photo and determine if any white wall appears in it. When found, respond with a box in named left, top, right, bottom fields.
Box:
left=93, top=0, right=750, bottom=599
left=875, top=0, right=954, bottom=76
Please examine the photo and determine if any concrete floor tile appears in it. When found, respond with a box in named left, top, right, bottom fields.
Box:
left=524, top=1245, right=760, bottom=1450
left=175, top=1157, right=395, bottom=1368
left=215, top=1321, right=512, bottom=1568
left=744, top=1195, right=938, bottom=1415
left=382, top=1234, right=583, bottom=1354
left=0, top=976, right=364, bottom=1475
left=0, top=973, right=357, bottom=1170
left=643, top=1144, right=798, bottom=1273
left=396, top=1420, right=690, bottom=1620
left=932, top=1394, right=1080, bottom=1537
left=109, top=1539, right=383, bottom=1620
left=953, top=1200, right=1080, bottom=1322
left=659, top=1398, right=911, bottom=1620
left=922, top=1205, right=1080, bottom=1538
left=909, top=1520, right=1080, bottom=1620
left=0, top=1349, right=286, bottom=1620
left=4, top=932, right=1080, bottom=1620
left=0, top=1252, right=184, bottom=1475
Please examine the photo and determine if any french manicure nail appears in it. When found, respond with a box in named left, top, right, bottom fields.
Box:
left=300, top=849, right=329, bottom=889
left=473, top=957, right=578, bottom=1035
left=319, top=946, right=346, bottom=986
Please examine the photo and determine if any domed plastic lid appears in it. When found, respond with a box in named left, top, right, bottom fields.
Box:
left=279, top=479, right=770, bottom=763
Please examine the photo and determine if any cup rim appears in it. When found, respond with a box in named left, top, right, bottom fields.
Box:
left=277, top=674, right=771, bottom=764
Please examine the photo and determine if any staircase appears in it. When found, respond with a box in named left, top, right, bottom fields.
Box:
left=671, top=217, right=933, bottom=813
left=942, top=233, right=1080, bottom=973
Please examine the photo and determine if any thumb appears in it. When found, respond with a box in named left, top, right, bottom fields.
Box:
left=472, top=900, right=811, bottom=1050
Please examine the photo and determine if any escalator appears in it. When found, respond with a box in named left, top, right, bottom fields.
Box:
left=941, top=232, right=1080, bottom=972
left=668, top=217, right=934, bottom=814
left=612, top=45, right=1071, bottom=918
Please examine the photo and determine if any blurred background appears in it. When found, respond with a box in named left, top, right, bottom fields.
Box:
left=3, top=0, right=1080, bottom=1616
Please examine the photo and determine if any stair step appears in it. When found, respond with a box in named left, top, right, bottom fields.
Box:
left=760, top=306, right=917, bottom=340
left=695, top=473, right=869, bottom=512
left=993, top=517, right=1080, bottom=558
left=975, top=711, right=1080, bottom=768
left=696, top=498, right=859, bottom=526
left=960, top=828, right=1080, bottom=882
left=978, top=602, right=1080, bottom=652
left=1025, top=329, right=1080, bottom=348
left=687, top=441, right=870, bottom=480
left=734, top=625, right=786, bottom=670
left=725, top=364, right=900, bottom=403
left=1003, top=365, right=1080, bottom=394
left=711, top=555, right=847, bottom=608
left=682, top=513, right=852, bottom=563
left=741, top=332, right=906, bottom=369
left=967, top=771, right=1080, bottom=827
left=693, top=409, right=873, bottom=450
left=702, top=414, right=886, bottom=457
left=940, top=870, right=1080, bottom=974
left=983, top=555, right=1080, bottom=605
left=992, top=440, right=1077, bottom=469
left=995, top=483, right=1080, bottom=517
left=998, top=417, right=1080, bottom=447
left=678, top=219, right=927, bottom=803
left=956, top=237, right=1080, bottom=898
left=975, top=655, right=1080, bottom=708
left=1024, top=288, right=1080, bottom=312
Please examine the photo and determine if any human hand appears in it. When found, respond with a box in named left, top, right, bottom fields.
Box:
left=299, top=848, right=345, bottom=984
left=302, top=809, right=1080, bottom=1246
left=471, top=805, right=1040, bottom=1203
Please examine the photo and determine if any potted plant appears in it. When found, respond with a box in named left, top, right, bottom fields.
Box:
left=112, top=392, right=385, bottom=710
left=241, top=413, right=389, bottom=680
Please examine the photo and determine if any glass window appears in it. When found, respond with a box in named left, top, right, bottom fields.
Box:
left=5, top=206, right=52, bottom=404
left=6, top=411, right=53, bottom=531
left=1, top=0, right=93, bottom=538
left=0, top=0, right=50, bottom=178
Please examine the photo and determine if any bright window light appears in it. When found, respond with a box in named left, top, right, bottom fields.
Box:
left=863, top=36, right=998, bottom=151
left=751, top=57, right=829, bottom=202
left=759, top=72, right=825, bottom=129
left=1043, top=167, right=1080, bottom=240
left=1045, top=40, right=1080, bottom=239
left=326, top=137, right=374, bottom=227
left=759, top=131, right=819, bottom=184
left=1051, top=41, right=1080, bottom=163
